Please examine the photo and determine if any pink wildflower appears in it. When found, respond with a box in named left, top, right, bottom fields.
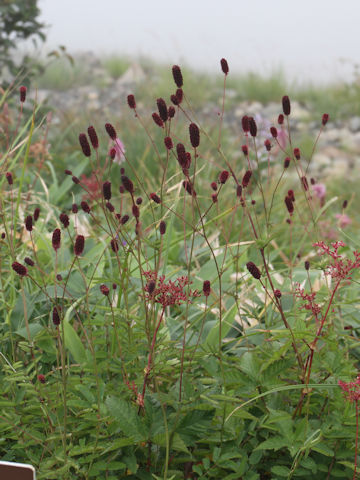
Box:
left=339, top=375, right=360, bottom=403
left=144, top=271, right=200, bottom=307
left=313, top=241, right=360, bottom=282
left=277, top=128, right=287, bottom=150
left=113, top=138, right=125, bottom=165
left=335, top=213, right=352, bottom=229
left=294, top=284, right=321, bottom=318
left=312, top=183, right=326, bottom=200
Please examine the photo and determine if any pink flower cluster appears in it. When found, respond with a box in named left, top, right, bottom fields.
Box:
left=144, top=271, right=200, bottom=307
left=313, top=241, right=360, bottom=282
left=294, top=285, right=321, bottom=318
left=339, top=375, right=360, bottom=403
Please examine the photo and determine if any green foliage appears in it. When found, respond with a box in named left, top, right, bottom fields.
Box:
left=0, top=63, right=360, bottom=480
left=0, top=0, right=46, bottom=83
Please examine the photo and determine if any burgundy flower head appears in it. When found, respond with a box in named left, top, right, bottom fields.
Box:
left=219, top=170, right=230, bottom=184
left=87, top=126, right=99, bottom=149
left=164, top=136, right=173, bottom=150
left=105, top=123, right=117, bottom=140
left=52, top=306, right=61, bottom=326
left=322, top=113, right=329, bottom=126
left=150, top=192, right=161, bottom=204
left=19, top=86, right=27, bottom=103
left=270, top=126, right=278, bottom=138
left=74, top=235, right=85, bottom=256
left=246, top=261, right=261, bottom=280
left=172, top=65, right=183, bottom=88
left=100, top=284, right=110, bottom=296
left=103, top=181, right=112, bottom=200
left=220, top=58, right=229, bottom=75
left=203, top=280, right=211, bottom=297
left=6, top=172, right=13, bottom=185
left=25, top=215, right=33, bottom=232
left=12, top=262, right=28, bottom=277
left=242, top=116, right=250, bottom=133
left=59, top=213, right=69, bottom=228
left=242, top=170, right=252, bottom=188
left=152, top=112, right=164, bottom=128
left=121, top=175, right=134, bottom=194
left=159, top=220, right=166, bottom=235
left=52, top=228, right=61, bottom=251
left=282, top=95, right=291, bottom=116
left=110, top=238, right=119, bottom=252
left=156, top=98, right=168, bottom=122
left=79, top=133, right=91, bottom=157
left=189, top=123, right=200, bottom=148
left=248, top=117, right=257, bottom=137
left=127, top=94, right=136, bottom=109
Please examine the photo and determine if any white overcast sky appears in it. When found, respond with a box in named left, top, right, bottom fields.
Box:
left=36, top=0, right=360, bottom=84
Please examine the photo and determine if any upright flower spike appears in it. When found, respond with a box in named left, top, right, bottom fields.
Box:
left=24, top=257, right=35, bottom=267
left=270, top=126, right=278, bottom=138
left=285, top=195, right=294, bottom=215
left=110, top=239, right=119, bottom=252
left=52, top=228, right=61, bottom=251
left=322, top=113, right=329, bottom=126
left=220, top=58, right=229, bottom=75
left=81, top=201, right=91, bottom=214
left=249, top=117, right=257, bottom=137
left=219, top=170, right=230, bottom=184
left=52, top=306, right=61, bottom=326
left=87, top=126, right=99, bottom=149
left=105, top=123, right=117, bottom=140
left=5, top=172, right=13, bottom=185
left=19, top=86, right=27, bottom=103
left=127, top=94, right=136, bottom=109
left=172, top=65, right=183, bottom=88
left=168, top=106, right=176, bottom=118
left=164, top=136, right=173, bottom=150
left=79, top=133, right=91, bottom=157
left=150, top=193, right=161, bottom=204
left=12, top=262, right=28, bottom=277
left=264, top=139, right=271, bottom=151
left=294, top=148, right=301, bottom=160
left=74, top=235, right=85, bottom=256
left=59, top=213, right=69, bottom=228
left=156, top=98, right=168, bottom=122
left=152, top=112, right=164, bottom=128
left=121, top=175, right=134, bottom=194
left=246, top=262, right=261, bottom=280
left=159, top=221, right=166, bottom=235
left=25, top=215, right=33, bottom=232
left=282, top=95, right=291, bottom=116
left=103, top=181, right=112, bottom=200
left=203, top=280, right=211, bottom=297
left=189, top=123, right=200, bottom=148
left=175, top=88, right=183, bottom=103
left=242, top=170, right=252, bottom=187
left=100, top=284, right=110, bottom=296
left=183, top=180, right=196, bottom=197
left=242, top=116, right=250, bottom=134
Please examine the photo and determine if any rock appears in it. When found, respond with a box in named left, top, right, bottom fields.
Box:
left=116, top=63, right=146, bottom=86
left=349, top=116, right=360, bottom=132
